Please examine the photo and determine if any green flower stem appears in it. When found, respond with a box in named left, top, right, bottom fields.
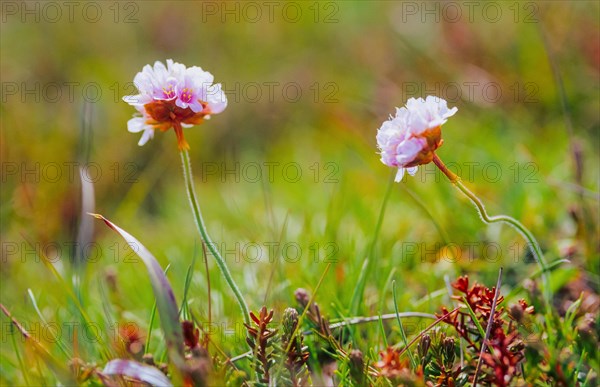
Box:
left=432, top=153, right=551, bottom=303
left=180, top=149, right=250, bottom=326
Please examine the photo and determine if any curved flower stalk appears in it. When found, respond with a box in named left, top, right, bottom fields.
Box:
left=124, top=60, right=250, bottom=326
left=376, top=96, right=550, bottom=303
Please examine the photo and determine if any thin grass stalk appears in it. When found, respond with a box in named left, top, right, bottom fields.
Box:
left=350, top=170, right=395, bottom=316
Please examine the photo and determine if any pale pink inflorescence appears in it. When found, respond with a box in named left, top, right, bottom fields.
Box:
left=123, top=59, right=227, bottom=149
left=376, top=96, right=457, bottom=182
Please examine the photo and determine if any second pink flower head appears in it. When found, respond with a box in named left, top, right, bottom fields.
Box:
left=377, top=96, right=457, bottom=182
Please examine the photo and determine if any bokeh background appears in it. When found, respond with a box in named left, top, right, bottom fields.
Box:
left=1, top=1, right=598, bottom=383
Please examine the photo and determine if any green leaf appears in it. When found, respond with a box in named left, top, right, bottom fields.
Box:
left=90, top=214, right=186, bottom=371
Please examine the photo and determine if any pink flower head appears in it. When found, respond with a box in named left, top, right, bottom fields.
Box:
left=376, top=96, right=457, bottom=182
left=123, top=59, right=228, bottom=150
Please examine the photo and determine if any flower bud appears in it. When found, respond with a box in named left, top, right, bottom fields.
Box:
left=417, top=333, right=431, bottom=360
left=348, top=349, right=365, bottom=384
left=282, top=307, right=299, bottom=338
left=294, top=288, right=311, bottom=308
left=442, top=337, right=456, bottom=368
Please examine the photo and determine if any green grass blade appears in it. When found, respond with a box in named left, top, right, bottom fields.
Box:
left=350, top=170, right=395, bottom=316
left=27, top=289, right=71, bottom=359
left=145, top=263, right=170, bottom=357
left=1, top=303, right=74, bottom=384
left=180, top=244, right=198, bottom=319
left=20, top=235, right=107, bottom=351
left=10, top=324, right=29, bottom=386
left=392, top=280, right=416, bottom=369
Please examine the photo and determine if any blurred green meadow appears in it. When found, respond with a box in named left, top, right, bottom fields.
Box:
left=1, top=1, right=599, bottom=385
